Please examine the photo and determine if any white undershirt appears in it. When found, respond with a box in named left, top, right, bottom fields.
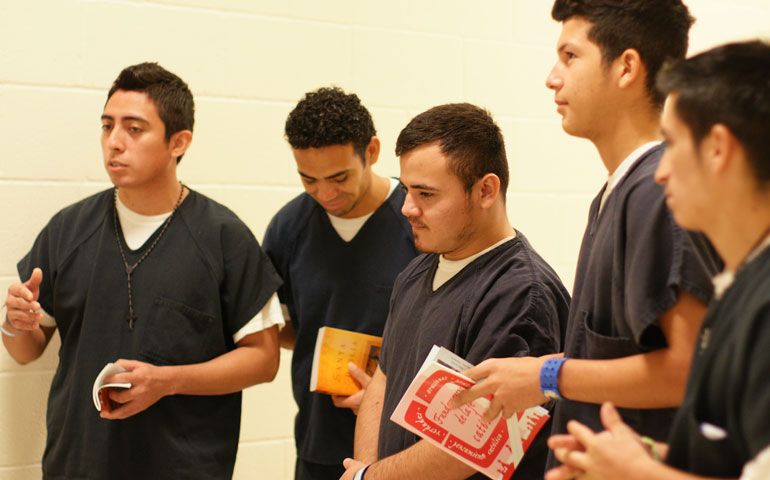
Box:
left=433, top=235, right=516, bottom=291
left=327, top=178, right=399, bottom=242
left=712, top=233, right=770, bottom=300
left=599, top=141, right=662, bottom=214
left=115, top=197, right=173, bottom=250
left=36, top=195, right=284, bottom=343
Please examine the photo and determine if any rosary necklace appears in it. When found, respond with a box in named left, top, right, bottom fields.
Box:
left=113, top=182, right=185, bottom=330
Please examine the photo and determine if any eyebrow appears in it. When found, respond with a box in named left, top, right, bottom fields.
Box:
left=298, top=169, right=350, bottom=181
left=100, top=114, right=150, bottom=124
left=557, top=42, right=575, bottom=54
left=399, top=179, right=439, bottom=192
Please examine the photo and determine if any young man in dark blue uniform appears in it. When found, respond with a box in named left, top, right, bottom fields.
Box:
left=262, top=87, right=418, bottom=480
left=545, top=39, right=770, bottom=480
left=1, top=62, right=283, bottom=479
left=342, top=103, right=570, bottom=480
left=451, top=2, right=717, bottom=464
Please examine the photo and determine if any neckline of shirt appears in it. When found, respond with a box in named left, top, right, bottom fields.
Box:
left=326, top=178, right=399, bottom=242
left=115, top=193, right=175, bottom=224
left=599, top=141, right=662, bottom=213
left=712, top=232, right=770, bottom=300
left=115, top=193, right=174, bottom=250
left=432, top=234, right=517, bottom=291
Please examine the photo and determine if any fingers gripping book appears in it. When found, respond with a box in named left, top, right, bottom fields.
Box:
left=92, top=362, right=132, bottom=412
left=390, top=346, right=550, bottom=480
left=310, top=326, right=382, bottom=396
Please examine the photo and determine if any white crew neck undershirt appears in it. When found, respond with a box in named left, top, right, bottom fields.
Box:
left=712, top=233, right=770, bottom=300
left=433, top=235, right=516, bottom=291
left=327, top=178, right=399, bottom=242
left=115, top=195, right=173, bottom=250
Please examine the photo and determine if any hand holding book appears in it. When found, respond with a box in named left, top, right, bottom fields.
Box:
left=449, top=355, right=553, bottom=422
left=331, top=362, right=372, bottom=414
left=390, top=346, right=550, bottom=480
left=92, top=362, right=132, bottom=413
left=310, top=327, right=382, bottom=397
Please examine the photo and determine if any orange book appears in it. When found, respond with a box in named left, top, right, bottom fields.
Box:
left=310, top=326, right=382, bottom=396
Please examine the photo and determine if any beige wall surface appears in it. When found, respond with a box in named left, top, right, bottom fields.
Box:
left=1, top=1, right=768, bottom=478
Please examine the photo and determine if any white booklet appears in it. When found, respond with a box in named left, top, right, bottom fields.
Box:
left=92, top=362, right=132, bottom=412
left=390, top=345, right=550, bottom=480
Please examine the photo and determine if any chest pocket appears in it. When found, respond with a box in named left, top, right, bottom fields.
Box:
left=138, top=296, right=225, bottom=366
left=578, top=310, right=639, bottom=359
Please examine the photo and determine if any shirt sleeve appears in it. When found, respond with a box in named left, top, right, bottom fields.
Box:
left=622, top=177, right=714, bottom=347
left=379, top=275, right=405, bottom=378
left=379, top=313, right=394, bottom=377
left=232, top=292, right=285, bottom=343
left=461, top=280, right=562, bottom=366
left=220, top=220, right=282, bottom=337
left=262, top=215, right=296, bottom=326
left=17, top=216, right=60, bottom=319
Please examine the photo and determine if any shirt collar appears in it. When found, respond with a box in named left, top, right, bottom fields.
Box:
left=712, top=233, right=770, bottom=300
left=600, top=141, right=662, bottom=213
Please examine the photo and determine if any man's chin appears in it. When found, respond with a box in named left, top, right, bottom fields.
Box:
left=413, top=237, right=438, bottom=254
left=560, top=118, right=594, bottom=141
left=323, top=199, right=358, bottom=218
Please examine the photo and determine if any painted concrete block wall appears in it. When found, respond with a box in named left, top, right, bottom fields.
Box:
left=1, top=0, right=768, bottom=478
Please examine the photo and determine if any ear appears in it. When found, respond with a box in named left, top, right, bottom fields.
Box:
left=169, top=130, right=193, bottom=160
left=364, top=136, right=381, bottom=167
left=614, top=48, right=645, bottom=91
left=702, top=124, right=738, bottom=175
left=476, top=173, right=501, bottom=209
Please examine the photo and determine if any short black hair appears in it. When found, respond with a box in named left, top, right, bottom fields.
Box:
left=657, top=40, right=770, bottom=188
left=551, top=0, right=694, bottom=108
left=284, top=87, right=376, bottom=163
left=395, top=103, right=509, bottom=199
left=108, top=62, right=195, bottom=162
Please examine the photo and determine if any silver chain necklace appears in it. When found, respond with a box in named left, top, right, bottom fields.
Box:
left=113, top=182, right=185, bottom=330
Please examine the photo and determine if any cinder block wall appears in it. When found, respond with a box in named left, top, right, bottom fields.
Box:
left=1, top=1, right=768, bottom=478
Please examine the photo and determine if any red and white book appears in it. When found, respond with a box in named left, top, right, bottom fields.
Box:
left=390, top=346, right=550, bottom=480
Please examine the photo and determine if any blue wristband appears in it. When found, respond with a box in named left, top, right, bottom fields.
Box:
left=540, top=357, right=568, bottom=400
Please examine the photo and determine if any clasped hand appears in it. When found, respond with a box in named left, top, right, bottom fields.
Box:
left=100, top=359, right=172, bottom=420
left=545, top=402, right=656, bottom=480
